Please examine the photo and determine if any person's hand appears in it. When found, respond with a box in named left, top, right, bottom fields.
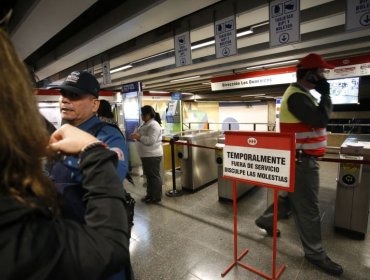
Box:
left=314, top=79, right=330, bottom=95
left=130, top=132, right=141, bottom=140
left=49, top=124, right=99, bottom=154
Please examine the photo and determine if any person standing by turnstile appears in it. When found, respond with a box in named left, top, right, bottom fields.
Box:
left=255, top=53, right=343, bottom=277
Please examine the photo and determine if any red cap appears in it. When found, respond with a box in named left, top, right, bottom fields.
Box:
left=297, top=53, right=335, bottom=69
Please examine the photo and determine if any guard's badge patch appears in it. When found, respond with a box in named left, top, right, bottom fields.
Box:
left=111, top=147, right=125, bottom=160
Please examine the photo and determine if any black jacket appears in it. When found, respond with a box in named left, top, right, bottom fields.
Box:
left=0, top=148, right=130, bottom=280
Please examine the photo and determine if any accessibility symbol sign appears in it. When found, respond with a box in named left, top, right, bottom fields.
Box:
left=214, top=15, right=237, bottom=58
left=269, top=0, right=300, bottom=47
left=222, top=47, right=230, bottom=56
left=346, top=0, right=370, bottom=31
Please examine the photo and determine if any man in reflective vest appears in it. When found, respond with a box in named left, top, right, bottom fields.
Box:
left=256, top=53, right=343, bottom=276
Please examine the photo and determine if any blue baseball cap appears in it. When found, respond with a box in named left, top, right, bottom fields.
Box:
left=50, top=70, right=100, bottom=97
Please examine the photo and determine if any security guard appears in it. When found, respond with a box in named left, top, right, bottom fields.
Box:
left=50, top=71, right=130, bottom=280
left=50, top=70, right=127, bottom=216
left=256, top=54, right=343, bottom=276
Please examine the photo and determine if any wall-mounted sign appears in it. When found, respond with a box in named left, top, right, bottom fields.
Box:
left=269, top=0, right=300, bottom=47
left=214, top=15, right=237, bottom=58
left=121, top=82, right=142, bottom=94
left=346, top=0, right=370, bottom=31
left=325, top=62, right=370, bottom=79
left=211, top=56, right=370, bottom=91
left=174, top=31, right=192, bottom=67
left=211, top=72, right=296, bottom=91
left=223, top=131, right=295, bottom=191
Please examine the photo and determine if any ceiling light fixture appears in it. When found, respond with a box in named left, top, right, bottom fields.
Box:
left=191, top=29, right=254, bottom=50
left=110, top=64, right=133, bottom=74
left=109, top=22, right=267, bottom=76
left=148, top=90, right=169, bottom=94
left=111, top=23, right=264, bottom=75
left=244, top=99, right=261, bottom=103
left=246, top=59, right=299, bottom=70
left=170, top=75, right=200, bottom=83
left=236, top=30, right=253, bottom=37
left=191, top=40, right=215, bottom=50
left=132, top=50, right=174, bottom=64
left=241, top=93, right=266, bottom=97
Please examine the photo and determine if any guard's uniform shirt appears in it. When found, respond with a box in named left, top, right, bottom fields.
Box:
left=51, top=115, right=128, bottom=223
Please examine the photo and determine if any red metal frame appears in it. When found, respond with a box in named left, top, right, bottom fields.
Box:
left=221, top=131, right=296, bottom=279
left=221, top=181, right=286, bottom=279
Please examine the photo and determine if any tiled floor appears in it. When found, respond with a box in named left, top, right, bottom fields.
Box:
left=124, top=162, right=370, bottom=280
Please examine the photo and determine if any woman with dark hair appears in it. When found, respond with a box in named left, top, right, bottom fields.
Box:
left=97, top=99, right=116, bottom=124
left=0, top=27, right=130, bottom=279
left=130, top=105, right=163, bottom=203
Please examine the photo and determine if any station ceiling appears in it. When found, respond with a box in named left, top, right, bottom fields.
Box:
left=7, top=0, right=370, bottom=101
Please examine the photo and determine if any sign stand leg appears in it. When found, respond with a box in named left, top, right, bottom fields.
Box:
left=272, top=189, right=286, bottom=279
left=221, top=182, right=286, bottom=279
left=222, top=180, right=249, bottom=277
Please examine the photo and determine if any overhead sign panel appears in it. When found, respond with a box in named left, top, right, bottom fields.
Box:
left=211, top=72, right=296, bottom=91
left=346, top=0, right=370, bottom=31
left=223, top=131, right=295, bottom=191
left=102, top=58, right=111, bottom=85
left=122, top=81, right=142, bottom=94
left=87, top=60, right=94, bottom=75
left=174, top=31, right=192, bottom=67
left=214, top=15, right=237, bottom=58
left=269, top=0, right=300, bottom=47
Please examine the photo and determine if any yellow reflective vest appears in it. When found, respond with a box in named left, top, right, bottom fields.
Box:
left=280, top=84, right=327, bottom=156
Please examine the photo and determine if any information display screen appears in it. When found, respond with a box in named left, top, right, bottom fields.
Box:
left=311, top=77, right=360, bottom=105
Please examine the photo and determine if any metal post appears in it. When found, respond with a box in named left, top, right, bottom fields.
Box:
left=166, top=138, right=183, bottom=197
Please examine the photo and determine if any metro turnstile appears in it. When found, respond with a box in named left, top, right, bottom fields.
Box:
left=334, top=135, right=370, bottom=239
left=215, top=138, right=255, bottom=201
left=176, top=130, right=222, bottom=192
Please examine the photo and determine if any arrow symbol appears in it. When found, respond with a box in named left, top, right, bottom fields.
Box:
left=279, top=33, right=290, bottom=44
left=360, top=13, right=370, bottom=26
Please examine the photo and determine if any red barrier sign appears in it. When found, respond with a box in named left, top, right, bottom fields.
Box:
left=223, top=131, right=296, bottom=192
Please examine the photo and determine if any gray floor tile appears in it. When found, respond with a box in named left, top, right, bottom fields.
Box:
left=125, top=161, right=370, bottom=279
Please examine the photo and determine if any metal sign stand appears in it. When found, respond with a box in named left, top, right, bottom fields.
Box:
left=220, top=131, right=295, bottom=279
left=221, top=180, right=285, bottom=279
